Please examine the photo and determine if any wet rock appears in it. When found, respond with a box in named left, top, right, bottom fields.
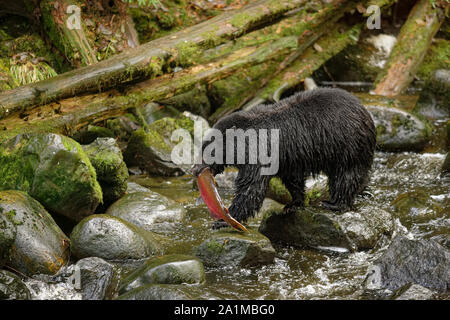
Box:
left=82, top=138, right=129, bottom=206
left=364, top=236, right=450, bottom=292
left=442, top=152, right=450, bottom=174
left=214, top=168, right=238, bottom=189
left=193, top=229, right=275, bottom=268
left=70, top=214, right=163, bottom=261
left=0, top=190, right=70, bottom=275
left=124, top=114, right=209, bottom=176
left=0, top=270, right=30, bottom=300
left=71, top=125, right=115, bottom=145
left=366, top=104, right=431, bottom=152
left=414, top=69, right=450, bottom=120
left=259, top=204, right=394, bottom=251
left=392, top=283, right=435, bottom=300
left=116, top=284, right=194, bottom=300
left=106, top=191, right=186, bottom=233
left=0, top=133, right=102, bottom=221
left=119, top=254, right=204, bottom=294
left=75, top=257, right=120, bottom=300
left=106, top=115, right=140, bottom=141
left=126, top=182, right=152, bottom=194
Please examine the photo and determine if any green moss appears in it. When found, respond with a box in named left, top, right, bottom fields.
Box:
left=231, top=13, right=252, bottom=29
left=206, top=239, right=225, bottom=255
left=267, top=177, right=292, bottom=204
left=417, top=39, right=450, bottom=80
left=174, top=41, right=200, bottom=67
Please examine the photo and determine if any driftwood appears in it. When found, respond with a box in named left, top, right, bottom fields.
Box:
left=372, top=0, right=447, bottom=96
left=0, top=0, right=308, bottom=119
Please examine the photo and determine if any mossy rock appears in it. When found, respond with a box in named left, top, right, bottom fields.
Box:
left=106, top=115, right=140, bottom=142
left=82, top=138, right=129, bottom=206
left=364, top=104, right=432, bottom=152
left=414, top=69, right=450, bottom=120
left=193, top=229, right=275, bottom=268
left=0, top=133, right=103, bottom=221
left=259, top=204, right=394, bottom=251
left=159, top=86, right=212, bottom=119
left=0, top=270, right=31, bottom=300
left=119, top=254, right=205, bottom=294
left=106, top=191, right=185, bottom=234
left=70, top=214, right=164, bottom=261
left=0, top=190, right=70, bottom=275
left=124, top=114, right=205, bottom=176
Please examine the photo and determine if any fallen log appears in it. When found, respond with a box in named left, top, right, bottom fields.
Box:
left=372, top=0, right=447, bottom=96
left=241, top=24, right=362, bottom=111
left=0, top=0, right=308, bottom=119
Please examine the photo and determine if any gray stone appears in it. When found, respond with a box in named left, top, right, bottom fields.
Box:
left=194, top=229, right=275, bottom=267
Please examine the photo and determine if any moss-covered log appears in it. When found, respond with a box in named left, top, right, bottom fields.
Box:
left=241, top=24, right=362, bottom=111
left=372, top=0, right=447, bottom=96
left=0, top=0, right=308, bottom=119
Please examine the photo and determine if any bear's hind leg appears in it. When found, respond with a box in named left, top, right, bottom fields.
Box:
left=282, top=174, right=305, bottom=214
left=323, top=165, right=368, bottom=211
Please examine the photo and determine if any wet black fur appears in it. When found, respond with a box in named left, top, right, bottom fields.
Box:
left=193, top=88, right=376, bottom=224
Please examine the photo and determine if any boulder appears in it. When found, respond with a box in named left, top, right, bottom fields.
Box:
left=74, top=257, right=121, bottom=300
left=414, top=69, right=450, bottom=120
left=193, top=229, right=275, bottom=268
left=0, top=270, right=30, bottom=300
left=259, top=204, right=394, bottom=251
left=106, top=191, right=186, bottom=233
left=0, top=190, right=70, bottom=275
left=126, top=182, right=152, bottom=194
left=392, top=283, right=435, bottom=300
left=119, top=254, right=204, bottom=294
left=82, top=138, right=129, bottom=206
left=124, top=114, right=209, bottom=176
left=70, top=214, right=163, bottom=261
left=0, top=133, right=102, bottom=221
left=116, top=284, right=194, bottom=300
left=366, top=104, right=431, bottom=152
left=364, top=236, right=450, bottom=293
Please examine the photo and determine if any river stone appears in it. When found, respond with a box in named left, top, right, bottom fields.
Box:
left=82, top=138, right=129, bottom=206
left=75, top=257, right=121, bottom=300
left=414, top=69, right=450, bottom=120
left=392, top=283, right=435, bottom=300
left=116, top=284, right=193, bottom=300
left=193, top=229, right=275, bottom=268
left=119, top=254, right=205, bottom=294
left=364, top=236, right=450, bottom=292
left=365, top=105, right=431, bottom=152
left=0, top=270, right=30, bottom=300
left=0, top=190, right=70, bottom=275
left=124, top=114, right=207, bottom=176
left=106, top=191, right=186, bottom=233
left=126, top=182, right=152, bottom=194
left=70, top=214, right=163, bottom=261
left=442, top=152, right=450, bottom=174
left=0, top=133, right=102, bottom=221
left=259, top=204, right=394, bottom=251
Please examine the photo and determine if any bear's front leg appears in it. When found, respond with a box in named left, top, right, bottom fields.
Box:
left=212, top=167, right=270, bottom=230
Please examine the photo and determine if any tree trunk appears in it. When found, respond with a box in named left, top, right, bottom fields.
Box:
left=0, top=0, right=308, bottom=119
left=372, top=0, right=447, bottom=96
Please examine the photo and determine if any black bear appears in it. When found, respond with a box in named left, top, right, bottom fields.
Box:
left=193, top=88, right=376, bottom=226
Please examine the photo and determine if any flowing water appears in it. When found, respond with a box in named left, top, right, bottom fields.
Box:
left=129, top=144, right=449, bottom=299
